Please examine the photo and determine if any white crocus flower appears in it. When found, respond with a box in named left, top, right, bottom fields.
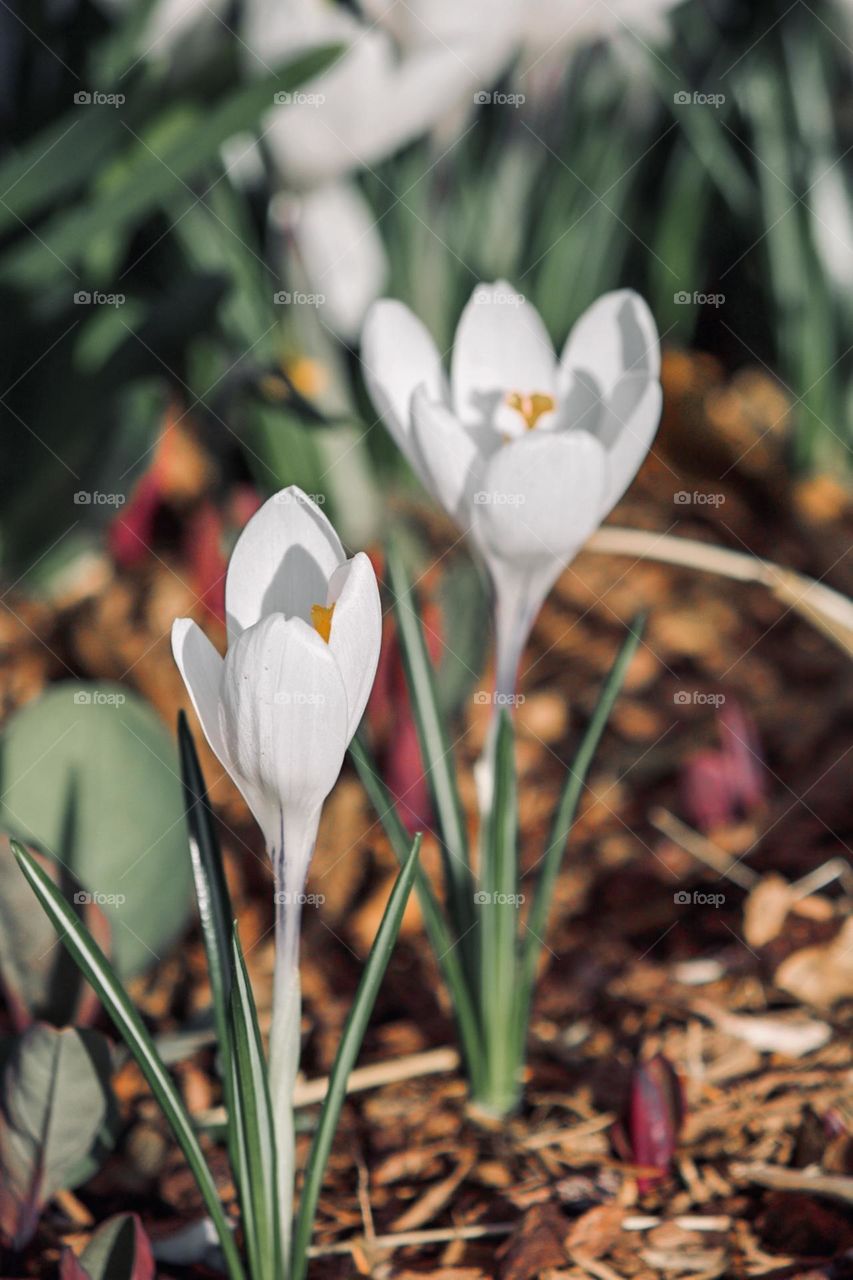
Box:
left=362, top=282, right=662, bottom=711
left=171, top=486, right=381, bottom=1256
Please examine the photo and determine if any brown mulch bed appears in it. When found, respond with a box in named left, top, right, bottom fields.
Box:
left=2, top=350, right=852, bottom=1279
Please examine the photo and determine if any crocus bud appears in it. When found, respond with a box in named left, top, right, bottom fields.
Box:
left=611, top=1053, right=685, bottom=1192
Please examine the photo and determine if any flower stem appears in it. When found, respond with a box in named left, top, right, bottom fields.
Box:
left=267, top=810, right=320, bottom=1271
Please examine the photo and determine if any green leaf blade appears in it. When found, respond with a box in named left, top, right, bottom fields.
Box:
left=290, top=834, right=421, bottom=1280
left=10, top=841, right=245, bottom=1280
left=384, top=535, right=475, bottom=969
left=517, top=615, right=645, bottom=1045
left=228, top=926, right=281, bottom=1280
left=349, top=733, right=484, bottom=1087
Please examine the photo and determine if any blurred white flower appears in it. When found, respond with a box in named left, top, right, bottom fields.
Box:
left=272, top=182, right=389, bottom=343
left=362, top=282, right=661, bottom=702
left=171, top=485, right=380, bottom=1249
left=244, top=0, right=522, bottom=188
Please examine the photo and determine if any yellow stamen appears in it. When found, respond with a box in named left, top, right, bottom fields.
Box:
left=505, top=391, right=555, bottom=431
left=311, top=602, right=335, bottom=644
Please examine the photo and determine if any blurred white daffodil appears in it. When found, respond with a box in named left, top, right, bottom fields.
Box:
left=362, top=283, right=661, bottom=706
left=171, top=486, right=380, bottom=1254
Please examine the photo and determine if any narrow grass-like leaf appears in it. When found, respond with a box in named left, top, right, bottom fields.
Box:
left=228, top=926, right=281, bottom=1280
left=349, top=733, right=484, bottom=1088
left=11, top=841, right=246, bottom=1280
left=177, top=714, right=234, bottom=1090
left=290, top=835, right=421, bottom=1280
left=476, top=711, right=521, bottom=1116
left=516, top=616, right=645, bottom=1048
left=0, top=47, right=342, bottom=287
left=384, top=535, right=475, bottom=968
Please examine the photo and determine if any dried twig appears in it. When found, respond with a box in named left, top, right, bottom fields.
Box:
left=587, top=528, right=853, bottom=659
left=649, top=808, right=759, bottom=889
left=308, top=1221, right=514, bottom=1257
left=197, top=1046, right=460, bottom=1127
left=730, top=1162, right=853, bottom=1206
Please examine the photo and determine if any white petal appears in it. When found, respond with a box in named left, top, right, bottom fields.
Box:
left=451, top=281, right=556, bottom=428
left=361, top=299, right=446, bottom=487
left=325, top=552, right=382, bottom=740
left=225, top=487, right=344, bottom=643
left=289, top=181, right=388, bottom=342
left=220, top=615, right=349, bottom=847
left=171, top=618, right=228, bottom=767
left=411, top=385, right=484, bottom=525
left=172, top=618, right=276, bottom=842
left=472, top=430, right=607, bottom=568
left=558, top=289, right=660, bottom=399
left=599, top=375, right=663, bottom=514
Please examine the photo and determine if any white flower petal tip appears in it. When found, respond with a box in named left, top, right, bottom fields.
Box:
left=224, top=486, right=344, bottom=643
left=171, top=618, right=227, bottom=764
left=360, top=299, right=446, bottom=488
left=559, top=289, right=661, bottom=395
left=451, top=280, right=556, bottom=428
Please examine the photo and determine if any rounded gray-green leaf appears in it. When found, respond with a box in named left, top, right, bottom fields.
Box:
left=0, top=682, right=193, bottom=976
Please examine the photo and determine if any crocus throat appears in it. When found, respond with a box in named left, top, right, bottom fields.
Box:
left=311, top=602, right=335, bottom=643
left=505, top=391, right=555, bottom=431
